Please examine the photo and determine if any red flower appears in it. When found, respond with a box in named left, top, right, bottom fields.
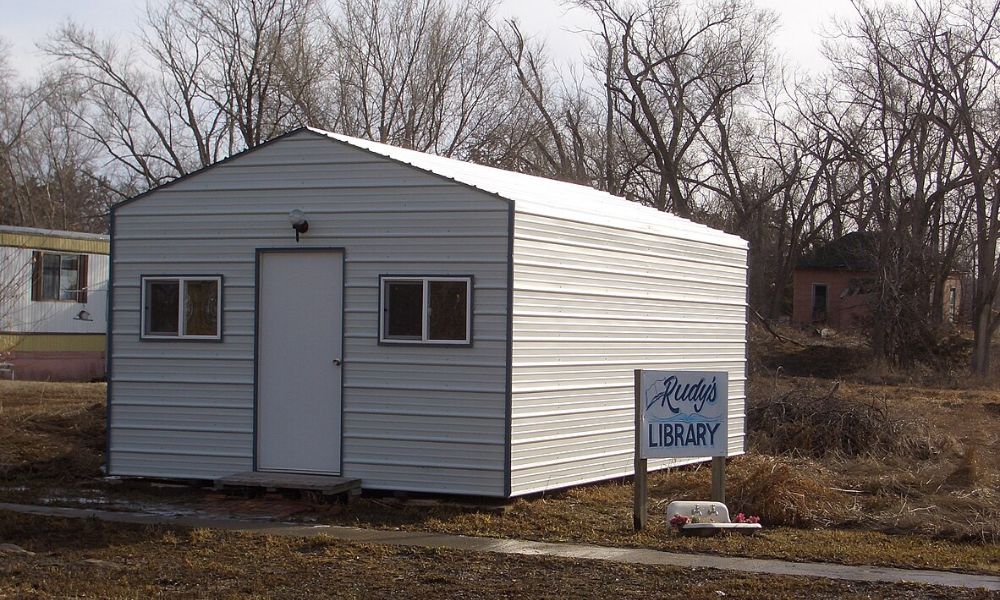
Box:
left=669, top=514, right=692, bottom=528
left=734, top=513, right=761, bottom=524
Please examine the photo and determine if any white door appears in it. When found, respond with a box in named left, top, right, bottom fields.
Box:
left=256, top=250, right=343, bottom=474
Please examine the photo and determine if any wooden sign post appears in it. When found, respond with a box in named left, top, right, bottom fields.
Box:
left=633, top=369, right=729, bottom=531
left=633, top=370, right=647, bottom=531
left=712, top=456, right=726, bottom=503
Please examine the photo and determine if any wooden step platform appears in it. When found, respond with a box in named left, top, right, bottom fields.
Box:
left=215, top=471, right=362, bottom=496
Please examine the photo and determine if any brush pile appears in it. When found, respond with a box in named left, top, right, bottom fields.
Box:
left=746, top=381, right=949, bottom=459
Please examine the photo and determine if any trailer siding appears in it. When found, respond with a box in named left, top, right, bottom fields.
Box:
left=0, top=244, right=109, bottom=336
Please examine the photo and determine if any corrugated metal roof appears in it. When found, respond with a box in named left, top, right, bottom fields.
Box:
left=310, top=128, right=748, bottom=250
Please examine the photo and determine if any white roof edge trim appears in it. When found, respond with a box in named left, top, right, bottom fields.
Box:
left=306, top=128, right=749, bottom=251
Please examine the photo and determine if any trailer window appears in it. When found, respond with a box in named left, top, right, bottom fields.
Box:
left=31, top=251, right=88, bottom=302
left=380, top=276, right=471, bottom=345
left=141, top=276, right=222, bottom=340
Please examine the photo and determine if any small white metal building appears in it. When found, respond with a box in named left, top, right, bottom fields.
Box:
left=107, top=127, right=747, bottom=497
left=1, top=226, right=109, bottom=381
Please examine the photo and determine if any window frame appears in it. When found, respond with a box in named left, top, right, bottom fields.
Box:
left=140, top=275, right=224, bottom=341
left=31, top=251, right=88, bottom=303
left=378, top=275, right=473, bottom=346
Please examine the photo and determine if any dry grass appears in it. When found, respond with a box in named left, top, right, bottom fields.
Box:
left=0, top=511, right=992, bottom=600
left=1, top=378, right=998, bottom=575
left=320, top=458, right=998, bottom=575
left=947, top=448, right=985, bottom=488
left=746, top=333, right=1000, bottom=544
left=0, top=380, right=105, bottom=487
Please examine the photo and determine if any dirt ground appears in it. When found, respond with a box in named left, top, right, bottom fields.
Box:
left=0, top=333, right=998, bottom=576
left=0, top=381, right=104, bottom=490
left=0, top=511, right=992, bottom=600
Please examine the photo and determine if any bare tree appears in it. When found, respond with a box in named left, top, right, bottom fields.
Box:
left=484, top=20, right=602, bottom=184
left=574, top=0, right=773, bottom=218
left=903, top=0, right=1000, bottom=375
left=737, top=0, right=984, bottom=368
left=820, top=0, right=997, bottom=371
left=1, top=42, right=112, bottom=231
left=44, top=0, right=327, bottom=192
left=7, top=0, right=995, bottom=378
left=0, top=246, right=32, bottom=367
left=172, top=0, right=328, bottom=147
left=326, top=0, right=514, bottom=157
left=719, top=93, right=845, bottom=320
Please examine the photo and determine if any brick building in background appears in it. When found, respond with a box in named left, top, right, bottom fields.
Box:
left=791, top=232, right=962, bottom=330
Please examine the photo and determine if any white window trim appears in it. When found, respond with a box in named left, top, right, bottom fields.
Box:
left=140, top=275, right=223, bottom=340
left=379, top=276, right=472, bottom=345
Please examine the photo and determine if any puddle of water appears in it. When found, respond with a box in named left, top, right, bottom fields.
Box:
left=32, top=491, right=325, bottom=524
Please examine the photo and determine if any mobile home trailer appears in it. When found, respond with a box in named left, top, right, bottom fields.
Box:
left=0, top=226, right=108, bottom=381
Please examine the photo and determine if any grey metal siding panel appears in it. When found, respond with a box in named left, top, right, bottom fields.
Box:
left=109, top=131, right=510, bottom=496
left=509, top=212, right=748, bottom=496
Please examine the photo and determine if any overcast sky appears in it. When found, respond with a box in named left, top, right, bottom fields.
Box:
left=1, top=0, right=859, bottom=79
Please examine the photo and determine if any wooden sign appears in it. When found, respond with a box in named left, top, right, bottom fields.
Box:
left=633, top=369, right=729, bottom=531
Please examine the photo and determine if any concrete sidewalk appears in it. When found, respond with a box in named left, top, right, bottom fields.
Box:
left=1, top=502, right=997, bottom=592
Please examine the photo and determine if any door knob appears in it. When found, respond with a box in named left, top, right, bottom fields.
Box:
left=332, top=358, right=342, bottom=366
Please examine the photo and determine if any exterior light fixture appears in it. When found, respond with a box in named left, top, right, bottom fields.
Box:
left=74, top=309, right=93, bottom=322
left=288, top=209, right=309, bottom=242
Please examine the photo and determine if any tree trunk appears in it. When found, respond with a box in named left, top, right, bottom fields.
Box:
left=973, top=304, right=992, bottom=376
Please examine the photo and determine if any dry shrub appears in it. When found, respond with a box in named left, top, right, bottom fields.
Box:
left=650, top=455, right=847, bottom=528
left=747, top=381, right=950, bottom=459
left=748, top=322, right=872, bottom=379
left=187, top=528, right=217, bottom=544
left=945, top=448, right=984, bottom=488
left=725, top=455, right=846, bottom=527
left=921, top=332, right=975, bottom=378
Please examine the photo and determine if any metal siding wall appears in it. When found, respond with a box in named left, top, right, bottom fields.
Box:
left=509, top=212, right=748, bottom=496
left=1, top=245, right=109, bottom=335
left=109, top=132, right=509, bottom=496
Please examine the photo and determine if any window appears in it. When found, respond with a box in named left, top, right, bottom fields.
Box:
left=379, top=276, right=471, bottom=345
left=141, top=276, right=222, bottom=340
left=31, top=251, right=88, bottom=302
left=841, top=277, right=877, bottom=297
